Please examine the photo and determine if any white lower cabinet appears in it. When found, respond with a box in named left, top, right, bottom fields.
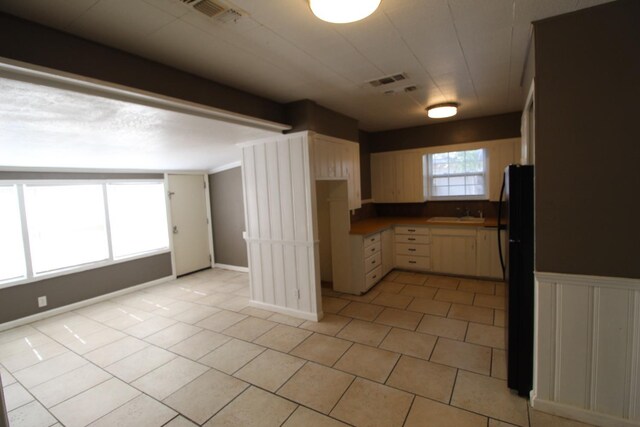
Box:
left=430, top=227, right=477, bottom=276
left=381, top=228, right=394, bottom=277
left=476, top=229, right=506, bottom=279
left=346, top=224, right=506, bottom=291
left=339, top=232, right=384, bottom=294
left=394, top=226, right=431, bottom=272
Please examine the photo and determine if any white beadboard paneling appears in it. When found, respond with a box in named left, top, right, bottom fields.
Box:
left=276, top=138, right=295, bottom=242
left=265, top=142, right=283, bottom=241
left=533, top=272, right=640, bottom=427
left=255, top=144, right=271, bottom=240
left=241, top=132, right=320, bottom=320
left=534, top=279, right=556, bottom=401
left=632, top=291, right=640, bottom=421
left=593, top=287, right=631, bottom=417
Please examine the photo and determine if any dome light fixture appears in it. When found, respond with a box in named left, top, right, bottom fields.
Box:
left=426, top=102, right=459, bottom=119
left=309, top=0, right=381, bottom=24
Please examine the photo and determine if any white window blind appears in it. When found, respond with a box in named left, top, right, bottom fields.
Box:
left=0, top=185, right=26, bottom=282
left=429, top=149, right=487, bottom=199
left=1, top=179, right=170, bottom=288
left=107, top=182, right=169, bottom=259
left=24, top=184, right=109, bottom=274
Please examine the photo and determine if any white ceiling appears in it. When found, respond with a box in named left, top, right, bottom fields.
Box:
left=0, top=76, right=282, bottom=171
left=0, top=0, right=612, bottom=132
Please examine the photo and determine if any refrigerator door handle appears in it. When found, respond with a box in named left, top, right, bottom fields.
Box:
left=497, top=172, right=506, bottom=280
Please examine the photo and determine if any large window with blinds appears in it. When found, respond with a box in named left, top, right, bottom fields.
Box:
left=0, top=180, right=169, bottom=288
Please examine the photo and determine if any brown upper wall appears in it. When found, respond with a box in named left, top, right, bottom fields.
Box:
left=0, top=13, right=285, bottom=124
left=369, top=112, right=521, bottom=152
left=285, top=100, right=360, bottom=142
left=534, top=0, right=640, bottom=278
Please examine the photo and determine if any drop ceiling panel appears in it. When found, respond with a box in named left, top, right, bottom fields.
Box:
left=0, top=0, right=96, bottom=29
left=66, top=0, right=177, bottom=47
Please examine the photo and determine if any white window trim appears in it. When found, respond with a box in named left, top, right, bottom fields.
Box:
left=0, top=179, right=171, bottom=290
left=427, top=149, right=488, bottom=201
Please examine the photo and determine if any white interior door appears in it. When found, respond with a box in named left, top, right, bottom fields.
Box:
left=168, top=174, right=211, bottom=276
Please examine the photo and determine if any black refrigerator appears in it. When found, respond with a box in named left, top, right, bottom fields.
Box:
left=498, top=164, right=534, bottom=397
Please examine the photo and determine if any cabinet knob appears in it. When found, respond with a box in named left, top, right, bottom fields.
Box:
left=409, top=260, right=417, bottom=264
left=408, top=248, right=416, bottom=252
left=408, top=238, right=416, bottom=241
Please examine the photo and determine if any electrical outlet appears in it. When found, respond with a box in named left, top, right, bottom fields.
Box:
left=37, top=296, right=47, bottom=308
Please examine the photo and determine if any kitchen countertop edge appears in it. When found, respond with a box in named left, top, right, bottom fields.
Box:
left=349, top=216, right=504, bottom=236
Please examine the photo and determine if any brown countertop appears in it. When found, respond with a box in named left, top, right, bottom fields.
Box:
left=349, top=216, right=503, bottom=235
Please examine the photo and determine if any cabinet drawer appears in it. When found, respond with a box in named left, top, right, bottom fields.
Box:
left=395, top=226, right=429, bottom=235
left=363, top=241, right=381, bottom=257
left=396, top=255, right=430, bottom=271
left=365, top=252, right=382, bottom=273
left=363, top=233, right=381, bottom=247
left=395, top=243, right=430, bottom=257
left=365, top=266, right=383, bottom=289
left=395, top=234, right=430, bottom=244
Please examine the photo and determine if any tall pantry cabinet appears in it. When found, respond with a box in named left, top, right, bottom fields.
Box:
left=240, top=131, right=360, bottom=321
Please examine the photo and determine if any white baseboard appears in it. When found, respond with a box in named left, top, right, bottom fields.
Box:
left=249, top=300, right=323, bottom=322
left=531, top=396, right=640, bottom=427
left=214, top=263, right=249, bottom=273
left=0, top=275, right=175, bottom=332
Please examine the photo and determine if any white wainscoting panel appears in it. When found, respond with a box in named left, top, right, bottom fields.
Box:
left=240, top=132, right=322, bottom=321
left=533, top=272, right=640, bottom=427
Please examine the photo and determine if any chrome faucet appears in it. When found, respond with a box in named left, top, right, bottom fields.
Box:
left=457, top=207, right=471, bottom=218
left=477, top=210, right=484, bottom=218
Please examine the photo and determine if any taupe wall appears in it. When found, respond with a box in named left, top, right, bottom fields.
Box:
left=534, top=0, right=640, bottom=278
left=0, top=13, right=285, bottom=123
left=209, top=168, right=248, bottom=268
left=369, top=112, right=521, bottom=152
left=0, top=253, right=172, bottom=324
left=0, top=171, right=173, bottom=324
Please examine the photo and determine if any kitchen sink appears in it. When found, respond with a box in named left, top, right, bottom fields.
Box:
left=427, top=216, right=485, bottom=224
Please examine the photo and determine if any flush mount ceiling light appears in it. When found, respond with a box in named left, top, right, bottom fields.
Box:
left=426, top=103, right=459, bottom=119
left=309, top=0, right=381, bottom=24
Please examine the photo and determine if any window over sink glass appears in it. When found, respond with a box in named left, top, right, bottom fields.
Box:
left=428, top=148, right=487, bottom=199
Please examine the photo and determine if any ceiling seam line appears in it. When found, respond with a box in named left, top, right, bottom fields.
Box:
left=505, top=0, right=516, bottom=107
left=446, top=1, right=482, bottom=112
left=381, top=10, right=447, bottom=102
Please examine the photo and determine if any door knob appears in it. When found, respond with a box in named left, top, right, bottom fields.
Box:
left=173, top=225, right=178, bottom=234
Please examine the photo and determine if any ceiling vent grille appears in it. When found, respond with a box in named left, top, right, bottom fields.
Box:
left=383, top=85, right=418, bottom=95
left=368, top=73, right=408, bottom=88
left=178, top=0, right=244, bottom=22
left=193, top=0, right=226, bottom=17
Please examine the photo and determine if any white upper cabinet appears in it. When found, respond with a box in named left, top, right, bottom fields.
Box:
left=371, top=151, right=427, bottom=203
left=487, top=138, right=521, bottom=201
left=311, top=133, right=361, bottom=210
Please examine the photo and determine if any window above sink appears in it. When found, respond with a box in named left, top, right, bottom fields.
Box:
left=428, top=148, right=487, bottom=200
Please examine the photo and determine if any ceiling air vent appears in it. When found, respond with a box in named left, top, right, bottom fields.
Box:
left=383, top=85, right=418, bottom=95
left=193, top=0, right=226, bottom=17
left=179, top=0, right=244, bottom=22
left=368, top=73, right=408, bottom=88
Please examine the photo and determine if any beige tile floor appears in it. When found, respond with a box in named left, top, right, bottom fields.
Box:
left=0, top=268, right=596, bottom=427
